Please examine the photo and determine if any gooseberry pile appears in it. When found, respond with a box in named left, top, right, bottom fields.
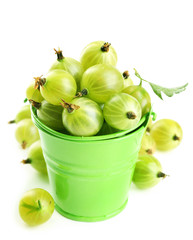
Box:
left=9, top=40, right=187, bottom=226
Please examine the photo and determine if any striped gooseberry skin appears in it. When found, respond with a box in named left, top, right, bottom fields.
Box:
left=15, top=119, right=39, bottom=149
left=62, top=97, right=104, bottom=137
left=151, top=119, right=183, bottom=151
left=122, top=85, right=151, bottom=116
left=80, top=64, right=124, bottom=104
left=9, top=105, right=31, bottom=124
left=139, top=133, right=156, bottom=155
left=49, top=48, right=83, bottom=91
left=19, top=188, right=54, bottom=226
left=22, top=140, right=47, bottom=174
left=36, top=100, right=64, bottom=131
left=36, top=69, right=77, bottom=106
left=132, top=155, right=166, bottom=189
left=26, top=81, right=44, bottom=102
left=103, top=93, right=142, bottom=131
left=80, top=41, right=117, bottom=71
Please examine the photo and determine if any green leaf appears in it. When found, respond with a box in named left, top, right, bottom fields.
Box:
left=149, top=82, right=188, bottom=100
left=134, top=68, right=188, bottom=100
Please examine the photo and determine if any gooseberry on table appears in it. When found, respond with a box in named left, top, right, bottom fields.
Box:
left=21, top=140, right=47, bottom=174
left=80, top=41, right=117, bottom=71
left=151, top=119, right=183, bottom=151
left=139, top=133, right=156, bottom=155
left=132, top=155, right=167, bottom=189
left=8, top=105, right=31, bottom=124
left=15, top=119, right=39, bottom=149
left=19, top=188, right=54, bottom=226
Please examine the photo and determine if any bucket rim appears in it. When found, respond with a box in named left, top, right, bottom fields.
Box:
left=31, top=105, right=153, bottom=142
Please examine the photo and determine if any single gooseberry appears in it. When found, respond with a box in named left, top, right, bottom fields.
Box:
left=49, top=48, right=83, bottom=90
left=79, top=64, right=124, bottom=104
left=80, top=41, right=117, bottom=70
left=34, top=69, right=77, bottom=105
left=15, top=119, right=39, bottom=149
left=139, top=133, right=156, bottom=155
left=122, top=85, right=151, bottom=116
left=8, top=105, right=31, bottom=124
left=151, top=119, right=183, bottom=151
left=103, top=93, right=142, bottom=130
left=21, top=140, right=47, bottom=174
left=19, top=188, right=54, bottom=226
left=132, top=155, right=168, bottom=189
left=26, top=81, right=44, bottom=102
left=61, top=97, right=104, bottom=136
left=30, top=100, right=64, bottom=131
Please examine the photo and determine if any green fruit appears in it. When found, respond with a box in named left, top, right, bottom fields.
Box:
left=80, top=64, right=124, bottom=104
left=15, top=119, right=39, bottom=149
left=133, top=155, right=167, bottom=189
left=103, top=93, right=142, bottom=130
left=26, top=81, right=44, bottom=102
left=139, top=133, right=156, bottom=155
left=34, top=69, right=77, bottom=105
left=21, top=140, right=47, bottom=174
left=61, top=97, right=104, bottom=136
left=30, top=100, right=64, bottom=131
left=146, top=116, right=153, bottom=133
left=151, top=119, right=183, bottom=151
left=122, top=70, right=133, bottom=89
left=19, top=188, right=54, bottom=226
left=80, top=41, right=117, bottom=71
left=122, top=85, right=151, bottom=116
left=49, top=48, right=83, bottom=90
left=96, top=121, right=118, bottom=136
left=8, top=105, right=31, bottom=124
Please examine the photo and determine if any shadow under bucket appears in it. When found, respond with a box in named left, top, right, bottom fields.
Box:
left=31, top=106, right=152, bottom=222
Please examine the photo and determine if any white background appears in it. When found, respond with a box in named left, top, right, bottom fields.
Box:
left=0, top=0, right=192, bottom=239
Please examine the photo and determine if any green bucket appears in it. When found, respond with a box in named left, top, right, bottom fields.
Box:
left=31, top=106, right=152, bottom=222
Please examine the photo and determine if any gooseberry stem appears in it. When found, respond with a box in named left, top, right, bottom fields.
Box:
left=29, top=99, right=41, bottom=109
left=127, top=111, right=137, bottom=119
left=173, top=135, right=180, bottom=141
left=34, top=76, right=46, bottom=90
left=21, top=141, right=27, bottom=149
left=157, top=172, right=168, bottom=179
left=38, top=200, right=42, bottom=210
left=60, top=99, right=80, bottom=113
left=8, top=120, right=15, bottom=124
left=123, top=71, right=130, bottom=79
left=75, top=88, right=88, bottom=98
left=101, top=42, right=111, bottom=52
left=146, top=149, right=153, bottom=154
left=54, top=48, right=64, bottom=61
left=146, top=127, right=151, bottom=133
left=21, top=159, right=32, bottom=164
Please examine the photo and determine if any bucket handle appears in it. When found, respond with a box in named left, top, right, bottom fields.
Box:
left=151, top=112, right=157, bottom=121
